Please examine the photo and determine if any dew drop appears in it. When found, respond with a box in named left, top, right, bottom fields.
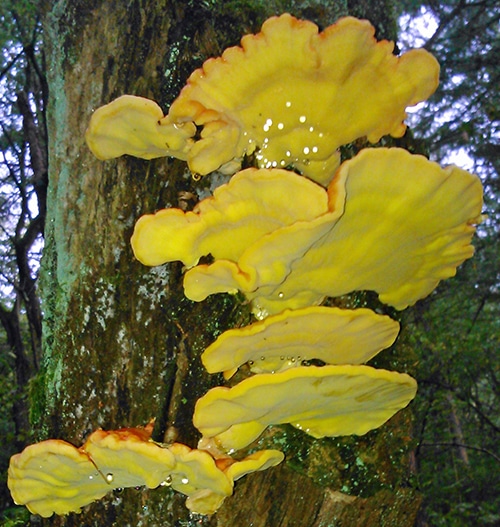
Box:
left=277, top=122, right=284, bottom=130
left=260, top=356, right=265, bottom=361
left=161, top=475, right=173, bottom=486
left=299, top=115, right=307, bottom=123
left=181, top=477, right=189, bottom=484
left=285, top=101, right=292, bottom=108
left=106, top=473, right=114, bottom=483
left=280, top=356, right=285, bottom=361
left=312, top=146, right=319, bottom=153
left=303, top=147, right=310, bottom=155
left=249, top=360, right=254, bottom=365
left=278, top=292, right=284, bottom=298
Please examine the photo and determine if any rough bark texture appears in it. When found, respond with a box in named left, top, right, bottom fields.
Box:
left=35, top=0, right=421, bottom=525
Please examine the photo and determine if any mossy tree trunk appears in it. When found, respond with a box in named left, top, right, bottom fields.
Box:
left=36, top=1, right=421, bottom=525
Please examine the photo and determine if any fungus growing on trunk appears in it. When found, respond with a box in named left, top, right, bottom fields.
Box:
left=193, top=365, right=418, bottom=451
left=7, top=424, right=284, bottom=517
left=7, top=424, right=176, bottom=517
left=182, top=148, right=483, bottom=317
left=170, top=444, right=284, bottom=514
left=167, top=14, right=440, bottom=183
left=85, top=95, right=195, bottom=161
left=131, top=167, right=328, bottom=268
left=201, top=306, right=400, bottom=378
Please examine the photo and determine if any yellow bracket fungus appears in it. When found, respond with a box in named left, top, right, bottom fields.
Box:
left=17, top=9, right=484, bottom=520
left=201, top=306, right=400, bottom=378
left=8, top=440, right=111, bottom=517
left=182, top=148, right=483, bottom=317
left=171, top=445, right=284, bottom=514
left=7, top=422, right=284, bottom=517
left=193, top=364, right=418, bottom=451
left=131, top=167, right=329, bottom=268
left=7, top=424, right=176, bottom=517
left=85, top=95, right=195, bottom=161
left=167, top=14, right=439, bottom=184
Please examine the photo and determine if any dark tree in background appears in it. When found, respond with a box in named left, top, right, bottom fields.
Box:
left=0, top=0, right=498, bottom=526
left=398, top=1, right=500, bottom=525
left=0, top=2, right=47, bottom=512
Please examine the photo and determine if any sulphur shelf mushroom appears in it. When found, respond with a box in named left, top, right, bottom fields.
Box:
left=167, top=443, right=284, bottom=514
left=85, top=95, right=195, bottom=161
left=182, top=148, right=483, bottom=317
left=7, top=423, right=176, bottom=517
left=201, top=306, right=400, bottom=378
left=193, top=364, right=418, bottom=451
left=167, top=13, right=439, bottom=184
left=8, top=422, right=284, bottom=517
left=131, top=167, right=329, bottom=268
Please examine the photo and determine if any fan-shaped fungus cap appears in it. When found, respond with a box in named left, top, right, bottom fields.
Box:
left=165, top=443, right=283, bottom=515
left=131, top=167, right=328, bottom=268
left=193, top=365, right=417, bottom=451
left=7, top=423, right=176, bottom=517
left=167, top=14, right=439, bottom=184
left=158, top=443, right=231, bottom=515
left=86, top=95, right=195, bottom=161
left=82, top=427, right=176, bottom=490
left=184, top=148, right=483, bottom=316
left=202, top=306, right=400, bottom=378
left=8, top=440, right=110, bottom=517
left=166, top=443, right=232, bottom=498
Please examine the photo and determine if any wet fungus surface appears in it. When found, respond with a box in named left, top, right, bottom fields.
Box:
left=9, top=11, right=484, bottom=520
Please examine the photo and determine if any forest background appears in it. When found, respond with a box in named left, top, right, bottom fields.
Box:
left=0, top=0, right=498, bottom=526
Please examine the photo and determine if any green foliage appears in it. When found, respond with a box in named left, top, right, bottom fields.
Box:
left=393, top=1, right=500, bottom=523
left=0, top=505, right=30, bottom=526
left=404, top=235, right=500, bottom=525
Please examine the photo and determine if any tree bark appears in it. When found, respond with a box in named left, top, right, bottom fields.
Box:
left=36, top=1, right=421, bottom=525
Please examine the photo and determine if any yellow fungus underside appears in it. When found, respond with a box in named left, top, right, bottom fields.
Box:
left=193, top=364, right=417, bottom=451
left=202, top=306, right=400, bottom=377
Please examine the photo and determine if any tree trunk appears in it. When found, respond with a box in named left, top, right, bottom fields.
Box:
left=36, top=1, right=421, bottom=525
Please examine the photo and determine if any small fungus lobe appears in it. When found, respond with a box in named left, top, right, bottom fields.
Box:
left=85, top=95, right=195, bottom=161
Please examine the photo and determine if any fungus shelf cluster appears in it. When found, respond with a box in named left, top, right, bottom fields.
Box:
left=9, top=13, right=483, bottom=518
left=8, top=421, right=283, bottom=516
